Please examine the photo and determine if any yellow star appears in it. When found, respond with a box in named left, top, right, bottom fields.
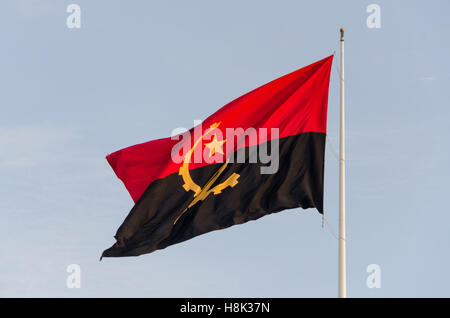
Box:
left=209, top=122, right=221, bottom=129
left=205, top=134, right=226, bottom=157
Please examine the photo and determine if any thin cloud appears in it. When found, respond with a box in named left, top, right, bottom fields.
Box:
left=0, top=124, right=79, bottom=168
left=418, top=76, right=434, bottom=81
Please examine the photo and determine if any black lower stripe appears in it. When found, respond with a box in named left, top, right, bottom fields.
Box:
left=102, top=132, right=325, bottom=258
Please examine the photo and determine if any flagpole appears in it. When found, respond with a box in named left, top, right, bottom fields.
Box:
left=338, top=28, right=347, bottom=298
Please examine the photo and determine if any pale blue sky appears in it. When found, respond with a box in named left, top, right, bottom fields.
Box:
left=1, top=0, right=449, bottom=297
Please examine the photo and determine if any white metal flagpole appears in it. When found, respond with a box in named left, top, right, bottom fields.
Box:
left=338, top=28, right=347, bottom=298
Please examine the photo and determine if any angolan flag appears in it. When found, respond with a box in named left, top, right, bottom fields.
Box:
left=102, top=55, right=333, bottom=258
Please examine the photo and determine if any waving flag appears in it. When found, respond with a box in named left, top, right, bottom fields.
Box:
left=102, top=55, right=333, bottom=258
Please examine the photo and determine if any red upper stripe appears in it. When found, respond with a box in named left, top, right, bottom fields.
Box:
left=107, top=55, right=333, bottom=202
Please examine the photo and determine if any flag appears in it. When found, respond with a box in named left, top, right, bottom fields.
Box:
left=101, top=55, right=333, bottom=258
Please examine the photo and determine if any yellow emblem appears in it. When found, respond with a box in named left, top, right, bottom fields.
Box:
left=174, top=122, right=240, bottom=224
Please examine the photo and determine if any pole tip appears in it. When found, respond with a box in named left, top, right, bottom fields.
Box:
left=340, top=28, right=344, bottom=40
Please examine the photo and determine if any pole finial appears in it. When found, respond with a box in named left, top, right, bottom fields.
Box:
left=340, top=28, right=344, bottom=41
